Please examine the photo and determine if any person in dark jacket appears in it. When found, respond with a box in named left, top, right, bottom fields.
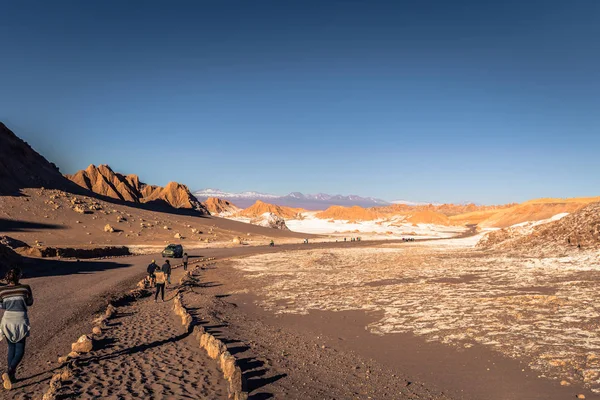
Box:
left=146, top=260, right=158, bottom=287
left=162, top=260, right=172, bottom=284
left=182, top=253, right=189, bottom=271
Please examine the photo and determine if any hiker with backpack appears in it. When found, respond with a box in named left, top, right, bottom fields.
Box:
left=146, top=260, right=158, bottom=287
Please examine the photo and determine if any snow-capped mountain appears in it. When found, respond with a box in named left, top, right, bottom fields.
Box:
left=194, top=189, right=391, bottom=210
left=391, top=199, right=442, bottom=206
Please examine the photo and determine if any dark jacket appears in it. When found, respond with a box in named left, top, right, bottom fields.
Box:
left=147, top=262, right=158, bottom=274
left=183, top=255, right=188, bottom=263
left=162, top=263, right=172, bottom=275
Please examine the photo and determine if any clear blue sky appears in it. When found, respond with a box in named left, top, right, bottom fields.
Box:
left=1, top=1, right=599, bottom=204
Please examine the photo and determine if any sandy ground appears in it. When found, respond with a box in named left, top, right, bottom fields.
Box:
left=0, top=188, right=308, bottom=250
left=229, top=212, right=468, bottom=241
left=0, top=240, right=411, bottom=399
left=181, top=264, right=454, bottom=400
left=218, top=238, right=600, bottom=399
left=59, top=266, right=229, bottom=399
left=1, top=213, right=596, bottom=399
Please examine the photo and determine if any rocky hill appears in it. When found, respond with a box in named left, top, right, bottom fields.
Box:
left=481, top=201, right=600, bottom=255
left=250, top=213, right=290, bottom=230
left=203, top=197, right=241, bottom=216
left=0, top=242, right=21, bottom=273
left=68, top=164, right=208, bottom=214
left=238, top=200, right=303, bottom=219
left=0, top=122, right=76, bottom=195
left=404, top=210, right=451, bottom=225
left=476, top=197, right=600, bottom=228
left=315, top=205, right=380, bottom=221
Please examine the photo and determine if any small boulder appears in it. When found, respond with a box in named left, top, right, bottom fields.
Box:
left=67, top=351, right=80, bottom=359
left=73, top=205, right=86, bottom=214
left=232, top=237, right=242, bottom=244
left=104, top=224, right=115, bottom=233
left=174, top=233, right=183, bottom=239
left=71, top=335, right=94, bottom=353
left=60, top=367, right=73, bottom=381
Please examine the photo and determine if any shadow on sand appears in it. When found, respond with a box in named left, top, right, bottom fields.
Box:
left=189, top=307, right=286, bottom=400
left=16, top=256, right=134, bottom=280
left=0, top=218, right=64, bottom=233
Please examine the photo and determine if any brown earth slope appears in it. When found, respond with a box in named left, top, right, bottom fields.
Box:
left=480, top=201, right=600, bottom=255
left=68, top=164, right=208, bottom=213
left=405, top=210, right=451, bottom=225
left=315, top=205, right=380, bottom=221
left=0, top=122, right=78, bottom=195
left=477, top=197, right=600, bottom=228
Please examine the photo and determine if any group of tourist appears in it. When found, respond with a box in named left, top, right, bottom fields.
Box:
left=146, top=252, right=188, bottom=302
left=0, top=252, right=191, bottom=391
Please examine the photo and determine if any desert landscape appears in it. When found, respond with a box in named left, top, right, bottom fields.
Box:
left=2, top=2, right=599, bottom=399
left=1, top=121, right=600, bottom=399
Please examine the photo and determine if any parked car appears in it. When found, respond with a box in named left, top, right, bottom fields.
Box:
left=162, top=244, right=183, bottom=258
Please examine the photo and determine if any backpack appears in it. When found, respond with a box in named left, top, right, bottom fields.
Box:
left=147, top=263, right=156, bottom=274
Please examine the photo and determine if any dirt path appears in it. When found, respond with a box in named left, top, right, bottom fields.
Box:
left=63, top=275, right=229, bottom=399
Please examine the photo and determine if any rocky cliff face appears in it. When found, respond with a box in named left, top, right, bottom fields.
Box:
left=486, top=201, right=600, bottom=255
left=0, top=122, right=75, bottom=195
left=203, top=197, right=241, bottom=216
left=250, top=212, right=290, bottom=230
left=67, top=164, right=208, bottom=213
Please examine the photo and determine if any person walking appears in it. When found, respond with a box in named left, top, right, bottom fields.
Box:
left=0, top=267, right=33, bottom=390
left=146, top=259, right=158, bottom=287
left=154, top=266, right=167, bottom=302
left=162, top=260, right=172, bottom=284
left=182, top=253, right=189, bottom=271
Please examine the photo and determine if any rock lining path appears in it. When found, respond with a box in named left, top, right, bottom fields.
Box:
left=60, top=268, right=228, bottom=399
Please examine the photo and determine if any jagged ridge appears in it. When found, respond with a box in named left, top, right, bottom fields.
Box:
left=67, top=164, right=208, bottom=213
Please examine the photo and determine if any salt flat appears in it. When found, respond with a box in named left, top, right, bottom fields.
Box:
left=232, top=236, right=600, bottom=393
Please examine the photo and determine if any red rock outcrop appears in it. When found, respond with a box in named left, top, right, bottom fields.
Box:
left=203, top=197, right=241, bottom=215
left=67, top=164, right=208, bottom=213
left=238, top=200, right=302, bottom=219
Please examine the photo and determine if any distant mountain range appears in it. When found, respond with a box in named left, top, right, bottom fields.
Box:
left=194, top=188, right=391, bottom=210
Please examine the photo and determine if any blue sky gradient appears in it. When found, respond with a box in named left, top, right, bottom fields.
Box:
left=1, top=0, right=599, bottom=204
